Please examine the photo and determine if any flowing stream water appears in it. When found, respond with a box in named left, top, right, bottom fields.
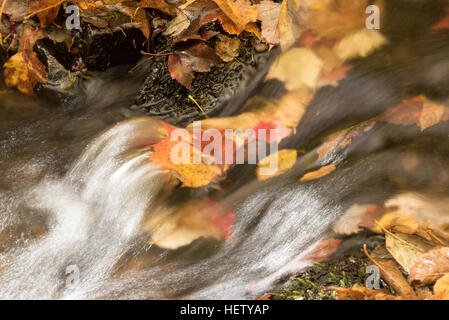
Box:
left=1, top=23, right=449, bottom=298
left=0, top=66, right=345, bottom=299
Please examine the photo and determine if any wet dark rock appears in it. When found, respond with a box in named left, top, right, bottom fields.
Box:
left=33, top=39, right=79, bottom=104
left=135, top=36, right=273, bottom=126
left=74, top=22, right=146, bottom=71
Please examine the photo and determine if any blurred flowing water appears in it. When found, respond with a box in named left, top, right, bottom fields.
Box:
left=1, top=14, right=449, bottom=298
left=0, top=66, right=345, bottom=299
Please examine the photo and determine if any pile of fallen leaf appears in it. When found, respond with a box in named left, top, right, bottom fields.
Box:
left=0, top=0, right=298, bottom=95
left=326, top=194, right=449, bottom=300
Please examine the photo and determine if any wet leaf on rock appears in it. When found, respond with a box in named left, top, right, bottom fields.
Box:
left=168, top=41, right=222, bottom=89
left=3, top=50, right=48, bottom=96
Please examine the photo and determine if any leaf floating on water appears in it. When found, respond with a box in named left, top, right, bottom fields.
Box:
left=143, top=199, right=235, bottom=250
left=256, top=149, right=297, bottom=180
left=377, top=96, right=449, bottom=131
left=300, top=164, right=336, bottom=182
left=3, top=50, right=48, bottom=96
left=266, top=47, right=323, bottom=90
left=334, top=29, right=387, bottom=61
left=306, top=238, right=342, bottom=262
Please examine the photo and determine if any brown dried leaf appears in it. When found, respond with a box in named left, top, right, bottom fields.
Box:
left=139, top=0, right=177, bottom=16
left=409, top=247, right=449, bottom=286
left=29, top=0, right=62, bottom=28
left=215, top=34, right=240, bottom=62
left=366, top=244, right=417, bottom=298
left=385, top=233, right=434, bottom=273
left=168, top=42, right=222, bottom=89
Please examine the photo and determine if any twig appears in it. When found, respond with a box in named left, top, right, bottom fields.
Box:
left=23, top=27, right=39, bottom=51
left=140, top=50, right=172, bottom=57
left=188, top=94, right=208, bottom=117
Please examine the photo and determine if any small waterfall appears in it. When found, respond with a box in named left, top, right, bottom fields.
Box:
left=0, top=115, right=343, bottom=299
left=0, top=118, right=168, bottom=299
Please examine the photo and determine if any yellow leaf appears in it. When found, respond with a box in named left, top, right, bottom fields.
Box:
left=278, top=0, right=302, bottom=51
left=257, top=149, right=297, bottom=180
left=371, top=213, right=420, bottom=234
left=300, top=164, right=336, bottom=182
left=3, top=50, right=47, bottom=96
left=213, top=0, right=258, bottom=34
left=434, top=273, right=449, bottom=300
left=334, top=29, right=387, bottom=61
left=265, top=47, right=323, bottom=90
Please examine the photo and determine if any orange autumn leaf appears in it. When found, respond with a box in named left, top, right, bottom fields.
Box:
left=377, top=96, right=449, bottom=131
left=300, top=164, right=336, bottom=182
left=303, top=238, right=342, bottom=262
left=327, top=284, right=399, bottom=300
left=213, top=0, right=258, bottom=34
left=149, top=131, right=228, bottom=188
left=29, top=0, right=62, bottom=28
left=3, top=50, right=48, bottom=96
